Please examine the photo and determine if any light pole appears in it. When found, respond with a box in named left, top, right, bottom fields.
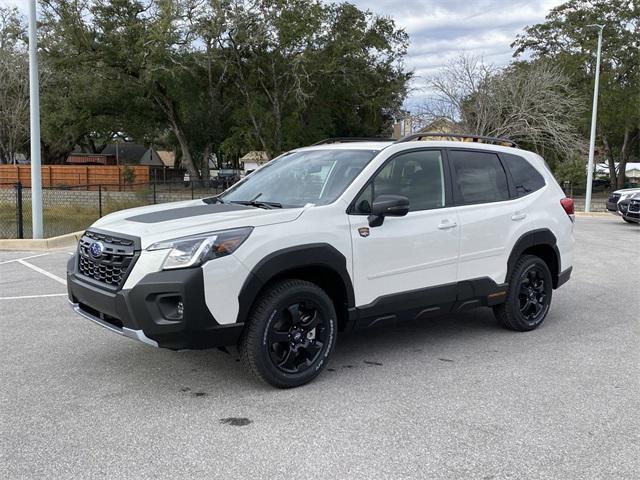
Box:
left=584, top=24, right=604, bottom=213
left=28, top=0, right=43, bottom=238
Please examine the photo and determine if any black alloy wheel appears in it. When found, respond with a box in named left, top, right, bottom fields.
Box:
left=494, top=254, right=553, bottom=331
left=266, top=300, right=328, bottom=374
left=517, top=265, right=550, bottom=324
left=240, top=279, right=337, bottom=388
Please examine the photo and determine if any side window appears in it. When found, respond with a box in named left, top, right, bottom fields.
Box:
left=449, top=150, right=509, bottom=204
left=501, top=153, right=546, bottom=197
left=353, top=150, right=445, bottom=213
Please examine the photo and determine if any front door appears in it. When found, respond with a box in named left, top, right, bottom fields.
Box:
left=348, top=149, right=460, bottom=314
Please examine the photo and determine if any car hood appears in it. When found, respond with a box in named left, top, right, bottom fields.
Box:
left=617, top=189, right=640, bottom=201
left=614, top=188, right=640, bottom=194
left=90, top=199, right=304, bottom=249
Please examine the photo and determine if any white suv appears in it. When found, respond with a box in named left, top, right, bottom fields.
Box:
left=67, top=134, right=575, bottom=387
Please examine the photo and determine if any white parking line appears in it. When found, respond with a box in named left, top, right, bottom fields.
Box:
left=0, top=253, right=50, bottom=265
left=17, top=259, right=67, bottom=286
left=0, top=293, right=67, bottom=301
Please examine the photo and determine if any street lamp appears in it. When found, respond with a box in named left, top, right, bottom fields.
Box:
left=28, top=0, right=43, bottom=238
left=584, top=24, right=604, bottom=213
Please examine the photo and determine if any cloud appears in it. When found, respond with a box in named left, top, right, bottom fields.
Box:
left=346, top=0, right=566, bottom=107
left=0, top=0, right=22, bottom=9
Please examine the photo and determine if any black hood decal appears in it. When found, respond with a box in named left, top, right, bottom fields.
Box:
left=126, top=203, right=252, bottom=224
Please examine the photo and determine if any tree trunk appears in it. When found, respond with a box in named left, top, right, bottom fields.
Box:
left=153, top=87, right=201, bottom=186
left=202, top=142, right=212, bottom=184
left=602, top=135, right=618, bottom=189
left=616, top=129, right=631, bottom=189
left=171, top=122, right=200, bottom=186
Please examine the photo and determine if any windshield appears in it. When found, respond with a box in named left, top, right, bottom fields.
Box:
left=220, top=149, right=378, bottom=208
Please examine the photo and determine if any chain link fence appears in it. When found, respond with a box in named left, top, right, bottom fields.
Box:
left=0, top=179, right=613, bottom=240
left=0, top=181, right=226, bottom=239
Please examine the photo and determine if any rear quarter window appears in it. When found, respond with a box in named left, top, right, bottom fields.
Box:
left=501, top=153, right=546, bottom=197
left=449, top=150, right=509, bottom=204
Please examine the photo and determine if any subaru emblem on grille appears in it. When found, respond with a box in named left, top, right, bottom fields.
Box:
left=89, top=241, right=104, bottom=258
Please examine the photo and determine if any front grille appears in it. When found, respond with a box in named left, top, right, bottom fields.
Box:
left=84, top=230, right=135, bottom=247
left=77, top=231, right=138, bottom=290
left=629, top=200, right=640, bottom=213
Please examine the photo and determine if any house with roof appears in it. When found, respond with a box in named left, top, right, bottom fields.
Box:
left=241, top=151, right=269, bottom=174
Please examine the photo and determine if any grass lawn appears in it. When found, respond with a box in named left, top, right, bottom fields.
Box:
left=0, top=199, right=150, bottom=239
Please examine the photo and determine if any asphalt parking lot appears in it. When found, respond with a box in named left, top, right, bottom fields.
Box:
left=1, top=216, right=638, bottom=479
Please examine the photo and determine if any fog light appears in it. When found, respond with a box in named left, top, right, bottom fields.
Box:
left=157, top=295, right=184, bottom=321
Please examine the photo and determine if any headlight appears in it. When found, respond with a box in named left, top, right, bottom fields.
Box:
left=148, top=227, right=253, bottom=270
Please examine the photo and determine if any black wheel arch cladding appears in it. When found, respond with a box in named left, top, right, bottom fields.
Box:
left=507, top=228, right=562, bottom=288
left=236, top=243, right=355, bottom=324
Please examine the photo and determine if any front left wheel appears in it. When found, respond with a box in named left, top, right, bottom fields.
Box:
left=239, top=279, right=337, bottom=388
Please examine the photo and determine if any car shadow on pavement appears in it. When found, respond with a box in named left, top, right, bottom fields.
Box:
left=78, top=306, right=508, bottom=393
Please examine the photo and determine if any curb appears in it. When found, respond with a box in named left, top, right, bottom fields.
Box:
left=575, top=212, right=610, bottom=217
left=0, top=231, right=84, bottom=251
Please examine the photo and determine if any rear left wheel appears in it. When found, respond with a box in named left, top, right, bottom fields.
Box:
left=240, top=279, right=337, bottom=388
left=494, top=254, right=553, bottom=332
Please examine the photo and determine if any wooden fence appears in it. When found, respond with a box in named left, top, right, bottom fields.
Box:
left=0, top=165, right=150, bottom=190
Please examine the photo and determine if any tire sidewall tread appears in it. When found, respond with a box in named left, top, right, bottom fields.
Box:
left=239, top=279, right=337, bottom=388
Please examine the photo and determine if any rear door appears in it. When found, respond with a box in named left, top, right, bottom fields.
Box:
left=448, top=149, right=520, bottom=284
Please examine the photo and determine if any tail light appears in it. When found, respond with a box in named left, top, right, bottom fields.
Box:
left=560, top=197, right=575, bottom=221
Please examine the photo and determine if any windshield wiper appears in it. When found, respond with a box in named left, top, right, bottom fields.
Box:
left=229, top=193, right=282, bottom=209
left=230, top=199, right=282, bottom=209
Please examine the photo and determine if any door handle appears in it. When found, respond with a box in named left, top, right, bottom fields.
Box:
left=437, top=220, right=457, bottom=230
left=511, top=212, right=527, bottom=221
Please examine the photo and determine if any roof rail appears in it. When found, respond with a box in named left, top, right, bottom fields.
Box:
left=312, top=137, right=395, bottom=146
left=395, top=132, right=519, bottom=148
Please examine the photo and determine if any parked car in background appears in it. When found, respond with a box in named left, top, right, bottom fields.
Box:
left=622, top=194, right=640, bottom=224
left=607, top=188, right=640, bottom=215
left=217, top=169, right=242, bottom=188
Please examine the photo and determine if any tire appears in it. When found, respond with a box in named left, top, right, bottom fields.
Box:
left=494, top=255, right=553, bottom=332
left=239, top=279, right=337, bottom=388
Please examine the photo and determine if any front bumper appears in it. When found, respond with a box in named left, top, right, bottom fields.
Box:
left=67, top=254, right=244, bottom=349
left=606, top=201, right=619, bottom=213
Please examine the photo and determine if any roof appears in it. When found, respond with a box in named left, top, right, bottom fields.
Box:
left=397, top=132, right=518, bottom=148
left=157, top=150, right=176, bottom=168
left=102, top=143, right=148, bottom=164
left=299, top=136, right=524, bottom=154
left=595, top=163, right=640, bottom=174
left=66, top=154, right=116, bottom=165
left=240, top=151, right=269, bottom=163
left=298, top=141, right=394, bottom=152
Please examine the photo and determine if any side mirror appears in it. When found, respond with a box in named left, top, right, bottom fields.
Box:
left=368, top=195, right=410, bottom=227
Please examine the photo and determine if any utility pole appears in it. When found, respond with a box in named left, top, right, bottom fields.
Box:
left=28, top=0, right=43, bottom=238
left=585, top=24, right=604, bottom=213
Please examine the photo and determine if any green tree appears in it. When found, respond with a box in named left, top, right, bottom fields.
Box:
left=512, top=0, right=640, bottom=189
left=40, top=0, right=211, bottom=180
left=0, top=7, right=29, bottom=164
left=221, top=0, right=410, bottom=157
left=37, top=0, right=411, bottom=172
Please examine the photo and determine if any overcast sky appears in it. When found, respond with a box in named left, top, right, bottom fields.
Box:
left=348, top=0, right=566, bottom=107
left=2, top=0, right=565, bottom=106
